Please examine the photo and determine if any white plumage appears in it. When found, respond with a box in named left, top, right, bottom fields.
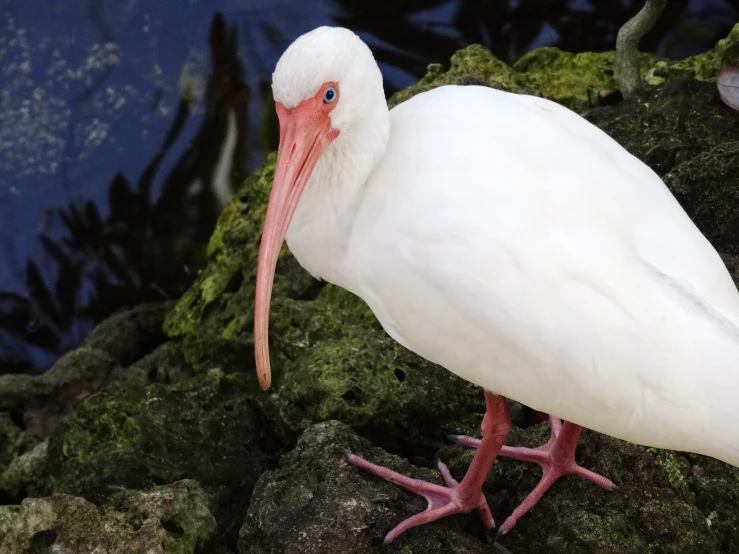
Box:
left=263, top=26, right=739, bottom=476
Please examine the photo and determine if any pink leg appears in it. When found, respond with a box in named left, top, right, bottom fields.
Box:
left=450, top=416, right=615, bottom=535
left=344, top=392, right=511, bottom=544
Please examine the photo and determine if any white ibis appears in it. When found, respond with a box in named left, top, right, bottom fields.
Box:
left=254, top=26, right=739, bottom=543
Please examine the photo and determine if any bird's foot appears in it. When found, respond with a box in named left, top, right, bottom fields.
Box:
left=450, top=416, right=615, bottom=535
left=343, top=451, right=494, bottom=544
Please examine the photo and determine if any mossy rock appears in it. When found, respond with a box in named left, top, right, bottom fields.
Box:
left=81, top=300, right=176, bottom=366
left=243, top=420, right=739, bottom=553
left=437, top=422, right=739, bottom=553
left=584, top=78, right=739, bottom=255
left=0, top=347, right=121, bottom=437
left=119, top=341, right=194, bottom=387
left=0, top=414, right=37, bottom=475
left=387, top=44, right=537, bottom=109
left=670, top=23, right=739, bottom=81
left=0, top=414, right=39, bottom=503
left=254, top=291, right=483, bottom=457
left=0, top=441, right=48, bottom=502
left=665, top=141, right=739, bottom=256
left=47, top=371, right=280, bottom=546
left=240, top=420, right=495, bottom=554
left=163, top=152, right=318, bottom=372
left=514, top=48, right=660, bottom=112
left=0, top=480, right=219, bottom=554
left=585, top=78, right=739, bottom=178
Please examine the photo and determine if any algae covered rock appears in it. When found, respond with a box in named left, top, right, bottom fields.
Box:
left=0, top=414, right=37, bottom=474
left=164, top=152, right=318, bottom=372
left=585, top=78, right=739, bottom=177
left=242, top=420, right=739, bottom=554
left=0, top=347, right=121, bottom=437
left=584, top=77, right=739, bottom=257
left=670, top=23, right=739, bottom=81
left=81, top=300, right=176, bottom=366
left=239, top=420, right=497, bottom=554
left=120, top=340, right=194, bottom=386
left=686, top=451, right=739, bottom=552
left=665, top=141, right=739, bottom=256
left=0, top=440, right=48, bottom=502
left=254, top=289, right=483, bottom=457
left=0, top=414, right=40, bottom=502
left=388, top=44, right=536, bottom=109
left=47, top=371, right=281, bottom=544
left=0, top=479, right=218, bottom=554
left=514, top=48, right=659, bottom=112
left=437, top=422, right=736, bottom=554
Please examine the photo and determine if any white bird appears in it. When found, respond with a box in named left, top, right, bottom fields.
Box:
left=254, top=26, right=739, bottom=543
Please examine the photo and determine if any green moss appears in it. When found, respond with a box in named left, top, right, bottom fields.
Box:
left=671, top=23, right=739, bottom=80
left=514, top=48, right=660, bottom=112
left=313, top=285, right=380, bottom=327
left=47, top=372, right=278, bottom=546
left=664, top=141, right=739, bottom=256
left=0, top=414, right=41, bottom=502
left=433, top=422, right=729, bottom=553
left=0, top=480, right=217, bottom=554
left=164, top=152, right=317, bottom=372
left=585, top=79, right=739, bottom=177
left=0, top=440, right=49, bottom=501
left=388, top=44, right=537, bottom=109
left=685, top=452, right=739, bottom=551
left=658, top=451, right=692, bottom=496
left=253, top=295, right=483, bottom=457
left=243, top=421, right=739, bottom=554
left=0, top=414, right=38, bottom=475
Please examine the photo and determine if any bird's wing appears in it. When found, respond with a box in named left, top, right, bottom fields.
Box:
left=350, top=85, right=739, bottom=461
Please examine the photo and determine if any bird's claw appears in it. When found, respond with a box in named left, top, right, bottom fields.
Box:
left=343, top=451, right=495, bottom=544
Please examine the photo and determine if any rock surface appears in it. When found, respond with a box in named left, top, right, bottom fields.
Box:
left=81, top=300, right=176, bottom=366
left=0, top=414, right=40, bottom=503
left=0, top=301, right=180, bottom=438
left=251, top=290, right=485, bottom=457
left=243, top=421, right=739, bottom=554
left=0, top=347, right=120, bottom=436
left=585, top=79, right=739, bottom=177
left=665, top=140, right=739, bottom=256
left=669, top=22, right=739, bottom=80
left=0, top=440, right=48, bottom=503
left=388, top=44, right=537, bottom=109
left=120, top=340, right=194, bottom=386
left=239, top=421, right=500, bottom=554
left=164, top=152, right=319, bottom=373
left=513, top=48, right=658, bottom=111
left=46, top=371, right=279, bottom=547
left=439, top=423, right=739, bottom=554
left=0, top=479, right=219, bottom=554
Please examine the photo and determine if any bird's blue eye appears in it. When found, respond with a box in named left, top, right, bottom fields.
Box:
left=323, top=86, right=337, bottom=103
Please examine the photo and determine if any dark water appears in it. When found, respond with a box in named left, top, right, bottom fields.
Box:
left=1, top=0, right=737, bottom=374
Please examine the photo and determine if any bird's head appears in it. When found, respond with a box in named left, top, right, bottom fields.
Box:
left=254, top=26, right=384, bottom=390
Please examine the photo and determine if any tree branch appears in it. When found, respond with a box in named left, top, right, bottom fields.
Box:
left=616, top=0, right=667, bottom=97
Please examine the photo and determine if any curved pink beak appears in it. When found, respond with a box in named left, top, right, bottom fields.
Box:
left=254, top=98, right=338, bottom=390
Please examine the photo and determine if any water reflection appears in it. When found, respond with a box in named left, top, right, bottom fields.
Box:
left=0, top=0, right=737, bottom=374
left=0, top=11, right=247, bottom=373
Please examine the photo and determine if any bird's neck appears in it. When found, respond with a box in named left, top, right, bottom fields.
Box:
left=285, top=105, right=390, bottom=288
